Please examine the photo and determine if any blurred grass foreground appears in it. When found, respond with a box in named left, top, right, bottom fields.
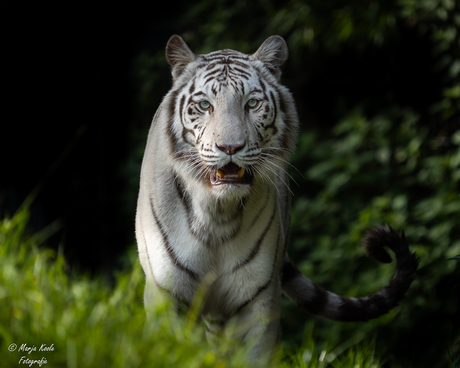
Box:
left=0, top=208, right=387, bottom=368
left=0, top=209, right=245, bottom=368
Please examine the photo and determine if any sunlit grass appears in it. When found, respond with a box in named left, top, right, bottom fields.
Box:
left=1, top=209, right=383, bottom=367
left=279, top=323, right=382, bottom=368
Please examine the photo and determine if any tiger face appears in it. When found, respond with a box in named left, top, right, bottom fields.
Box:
left=166, top=36, right=298, bottom=199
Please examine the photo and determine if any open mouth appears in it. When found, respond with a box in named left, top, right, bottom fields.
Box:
left=210, top=162, right=252, bottom=185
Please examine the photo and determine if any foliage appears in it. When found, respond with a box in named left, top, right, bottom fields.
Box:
left=280, top=323, right=382, bottom=368
left=1, top=209, right=388, bottom=368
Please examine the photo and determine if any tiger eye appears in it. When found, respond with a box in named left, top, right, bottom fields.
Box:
left=200, top=101, right=211, bottom=109
left=247, top=99, right=258, bottom=108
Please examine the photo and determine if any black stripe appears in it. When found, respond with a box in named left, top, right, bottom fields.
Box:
left=173, top=173, right=193, bottom=220
left=256, top=68, right=286, bottom=143
left=281, top=259, right=331, bottom=316
left=203, top=68, right=221, bottom=80
left=239, top=196, right=248, bottom=211
left=174, top=173, right=216, bottom=247
left=190, top=223, right=241, bottom=248
left=233, top=276, right=272, bottom=315
left=231, top=201, right=276, bottom=272
left=231, top=67, right=251, bottom=76
left=178, top=94, right=196, bottom=145
left=274, top=84, right=288, bottom=116
left=141, top=195, right=191, bottom=310
left=248, top=191, right=270, bottom=230
left=188, top=80, right=195, bottom=95
left=259, top=78, right=266, bottom=94
left=228, top=69, right=249, bottom=81
left=231, top=60, right=251, bottom=69
left=273, top=84, right=296, bottom=153
left=205, top=75, right=220, bottom=86
left=219, top=63, right=228, bottom=81
left=301, top=283, right=330, bottom=315
left=179, top=94, right=185, bottom=117
left=240, top=80, right=245, bottom=95
left=265, top=90, right=278, bottom=136
left=338, top=297, right=373, bottom=322
left=166, top=89, right=180, bottom=157
left=174, top=175, right=243, bottom=247
left=205, top=62, right=218, bottom=71
left=202, top=54, right=250, bottom=63
left=281, top=259, right=301, bottom=284
left=150, top=197, right=199, bottom=281
left=233, top=227, right=282, bottom=315
left=192, top=91, right=207, bottom=98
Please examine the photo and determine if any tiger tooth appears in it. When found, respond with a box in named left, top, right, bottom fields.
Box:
left=237, top=167, right=245, bottom=178
left=217, top=169, right=224, bottom=178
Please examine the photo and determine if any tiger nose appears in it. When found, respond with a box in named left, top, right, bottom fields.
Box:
left=215, top=142, right=246, bottom=155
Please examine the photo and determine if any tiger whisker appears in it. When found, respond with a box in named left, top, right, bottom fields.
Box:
left=260, top=149, right=304, bottom=179
left=259, top=154, right=300, bottom=189
left=251, top=163, right=282, bottom=199
left=254, top=158, right=293, bottom=196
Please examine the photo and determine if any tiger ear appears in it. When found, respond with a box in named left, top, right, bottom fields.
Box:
left=252, top=36, right=288, bottom=80
left=165, top=35, right=196, bottom=80
left=252, top=36, right=289, bottom=79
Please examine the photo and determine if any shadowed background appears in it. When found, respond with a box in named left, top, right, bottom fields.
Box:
left=2, top=1, right=459, bottom=367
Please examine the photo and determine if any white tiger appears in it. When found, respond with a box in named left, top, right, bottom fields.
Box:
left=135, top=35, right=419, bottom=360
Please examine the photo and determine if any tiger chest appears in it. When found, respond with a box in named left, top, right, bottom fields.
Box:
left=157, top=190, right=283, bottom=312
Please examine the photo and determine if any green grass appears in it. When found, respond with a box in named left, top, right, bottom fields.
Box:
left=0, top=209, right=383, bottom=368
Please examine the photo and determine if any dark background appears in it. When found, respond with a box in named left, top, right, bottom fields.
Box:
left=2, top=1, right=459, bottom=367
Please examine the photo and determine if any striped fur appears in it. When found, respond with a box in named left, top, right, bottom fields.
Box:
left=135, top=35, right=419, bottom=360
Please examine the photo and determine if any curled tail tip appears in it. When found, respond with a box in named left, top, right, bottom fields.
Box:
left=363, top=224, right=419, bottom=273
left=363, top=224, right=395, bottom=263
left=363, top=224, right=414, bottom=262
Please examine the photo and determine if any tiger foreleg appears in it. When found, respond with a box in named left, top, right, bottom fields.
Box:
left=232, top=281, right=282, bottom=364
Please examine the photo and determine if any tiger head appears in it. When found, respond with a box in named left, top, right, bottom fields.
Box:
left=164, top=35, right=298, bottom=199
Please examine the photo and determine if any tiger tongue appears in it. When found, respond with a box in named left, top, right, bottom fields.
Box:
left=216, top=162, right=245, bottom=179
